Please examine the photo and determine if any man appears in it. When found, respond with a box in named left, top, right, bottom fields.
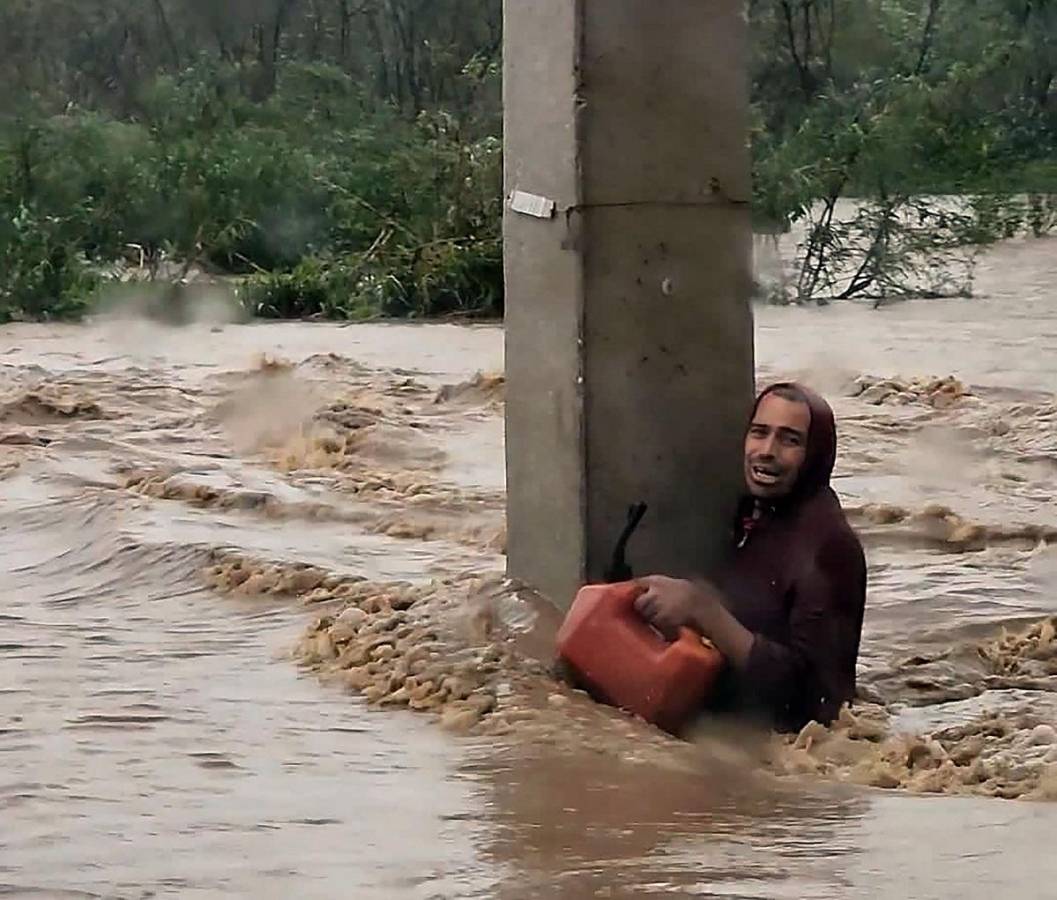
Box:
left=634, top=383, right=866, bottom=732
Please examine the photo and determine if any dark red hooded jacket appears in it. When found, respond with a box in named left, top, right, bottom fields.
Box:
left=711, top=382, right=866, bottom=732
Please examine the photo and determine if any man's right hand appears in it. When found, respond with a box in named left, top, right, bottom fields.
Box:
left=633, top=575, right=708, bottom=640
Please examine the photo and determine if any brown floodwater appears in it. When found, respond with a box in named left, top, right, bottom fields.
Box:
left=2, top=235, right=1056, bottom=898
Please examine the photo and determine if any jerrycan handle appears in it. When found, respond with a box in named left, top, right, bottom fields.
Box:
left=612, top=580, right=648, bottom=613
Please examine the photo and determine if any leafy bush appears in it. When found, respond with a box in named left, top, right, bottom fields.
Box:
left=0, top=203, right=99, bottom=321
left=0, top=60, right=502, bottom=321
left=2, top=0, right=1054, bottom=320
left=241, top=235, right=502, bottom=321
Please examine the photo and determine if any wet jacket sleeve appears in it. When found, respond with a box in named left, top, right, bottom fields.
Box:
left=742, top=536, right=866, bottom=727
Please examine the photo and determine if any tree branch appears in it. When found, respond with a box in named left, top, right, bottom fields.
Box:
left=780, top=0, right=815, bottom=101
left=915, top=0, right=943, bottom=76
left=151, top=0, right=181, bottom=70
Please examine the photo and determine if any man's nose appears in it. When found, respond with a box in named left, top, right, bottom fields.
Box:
left=757, top=434, right=779, bottom=457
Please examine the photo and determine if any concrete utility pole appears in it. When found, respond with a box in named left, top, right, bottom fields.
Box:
left=503, top=0, right=754, bottom=607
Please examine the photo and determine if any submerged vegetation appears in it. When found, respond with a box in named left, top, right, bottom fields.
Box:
left=0, top=0, right=1054, bottom=321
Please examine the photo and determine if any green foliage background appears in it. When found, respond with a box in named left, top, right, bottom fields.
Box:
left=0, top=0, right=1053, bottom=320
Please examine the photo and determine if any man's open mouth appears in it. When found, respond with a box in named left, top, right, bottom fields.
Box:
left=750, top=464, right=782, bottom=486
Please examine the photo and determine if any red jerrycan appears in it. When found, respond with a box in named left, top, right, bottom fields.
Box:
left=556, top=581, right=725, bottom=734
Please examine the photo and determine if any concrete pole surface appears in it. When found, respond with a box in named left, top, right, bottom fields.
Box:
left=503, top=0, right=754, bottom=608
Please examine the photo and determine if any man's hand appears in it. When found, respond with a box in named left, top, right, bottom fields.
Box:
left=633, top=575, right=715, bottom=640
left=636, top=574, right=754, bottom=668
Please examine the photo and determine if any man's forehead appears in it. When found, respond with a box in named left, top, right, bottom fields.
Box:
left=752, top=394, right=811, bottom=432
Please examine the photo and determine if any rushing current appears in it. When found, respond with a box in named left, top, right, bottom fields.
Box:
left=2, top=234, right=1056, bottom=899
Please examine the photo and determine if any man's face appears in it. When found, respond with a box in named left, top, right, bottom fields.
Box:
left=744, top=393, right=810, bottom=499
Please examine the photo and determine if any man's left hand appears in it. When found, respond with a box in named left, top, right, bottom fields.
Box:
left=633, top=575, right=719, bottom=640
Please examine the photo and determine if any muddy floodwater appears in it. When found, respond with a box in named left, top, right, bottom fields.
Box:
left=3, top=236, right=1057, bottom=899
